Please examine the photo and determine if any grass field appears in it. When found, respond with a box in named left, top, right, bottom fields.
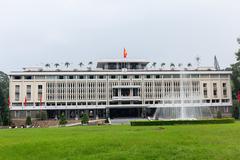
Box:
left=1, top=122, right=240, bottom=160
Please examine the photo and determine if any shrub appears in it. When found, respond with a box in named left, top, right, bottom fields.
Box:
left=217, top=111, right=222, bottom=119
left=130, top=118, right=235, bottom=126
left=81, top=113, right=89, bottom=124
left=36, top=111, right=48, bottom=120
left=233, top=106, right=239, bottom=119
left=25, top=116, right=32, bottom=126
left=59, top=113, right=67, bottom=125
left=232, top=100, right=240, bottom=119
left=0, top=115, right=3, bottom=126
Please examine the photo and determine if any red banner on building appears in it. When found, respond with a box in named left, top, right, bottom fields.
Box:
left=237, top=91, right=240, bottom=102
left=24, top=96, right=27, bottom=107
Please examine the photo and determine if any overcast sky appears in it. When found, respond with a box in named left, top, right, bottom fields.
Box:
left=0, top=0, right=240, bottom=73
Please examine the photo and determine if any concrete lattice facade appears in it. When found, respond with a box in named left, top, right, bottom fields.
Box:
left=9, top=60, right=232, bottom=119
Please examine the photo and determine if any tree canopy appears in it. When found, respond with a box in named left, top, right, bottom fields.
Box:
left=0, top=71, right=10, bottom=125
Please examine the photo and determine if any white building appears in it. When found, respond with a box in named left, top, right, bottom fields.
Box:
left=9, top=59, right=232, bottom=119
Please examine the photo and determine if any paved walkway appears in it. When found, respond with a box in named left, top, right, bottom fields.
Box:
left=110, top=118, right=147, bottom=125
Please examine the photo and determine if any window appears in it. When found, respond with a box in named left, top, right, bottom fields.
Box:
left=222, top=83, right=226, bottom=88
left=191, top=74, right=199, bottom=78
left=204, top=89, right=208, bottom=98
left=146, top=75, right=151, bottom=79
left=38, top=85, right=42, bottom=89
left=46, top=76, right=56, bottom=79
left=13, top=76, right=21, bottom=80
left=99, top=75, right=104, bottom=79
left=210, top=74, right=219, bottom=78
left=213, top=83, right=217, bottom=97
left=38, top=85, right=43, bottom=100
left=89, top=75, right=95, bottom=79
left=69, top=75, right=74, bottom=79
left=122, top=75, right=128, bottom=79
left=213, top=83, right=217, bottom=88
left=213, top=90, right=217, bottom=96
left=78, top=75, right=85, bottom=79
left=110, top=75, right=116, bottom=79
left=163, top=74, right=172, bottom=78
left=172, top=74, right=180, bottom=78
left=203, top=83, right=207, bottom=88
left=155, top=75, right=160, bottom=79
left=200, top=74, right=209, bottom=78
left=134, top=75, right=140, bottom=79
left=220, top=74, right=228, bottom=78
left=15, top=85, right=20, bottom=101
left=26, top=85, right=31, bottom=101
left=35, top=76, right=45, bottom=79
left=113, top=88, right=118, bottom=96
left=24, top=76, right=32, bottom=80
left=133, top=88, right=139, bottom=96
left=108, top=63, right=117, bottom=69
left=222, top=83, right=227, bottom=97
left=58, top=76, right=64, bottom=79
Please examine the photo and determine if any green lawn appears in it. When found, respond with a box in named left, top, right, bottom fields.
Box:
left=0, top=123, right=240, bottom=160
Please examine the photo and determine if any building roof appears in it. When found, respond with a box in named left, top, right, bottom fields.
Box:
left=96, top=59, right=150, bottom=68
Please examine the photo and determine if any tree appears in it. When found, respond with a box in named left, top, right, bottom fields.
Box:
left=152, top=62, right=157, bottom=68
left=170, top=63, right=175, bottom=69
left=87, top=62, right=93, bottom=70
left=231, top=38, right=240, bottom=98
left=65, top=62, right=70, bottom=68
left=59, top=113, right=67, bottom=125
left=196, top=56, right=200, bottom=67
left=187, top=63, right=192, bottom=68
left=232, top=100, right=240, bottom=119
left=178, top=63, right=183, bottom=68
left=79, top=62, right=84, bottom=68
left=88, top=61, right=93, bottom=66
left=233, top=106, right=239, bottom=119
left=161, top=63, right=166, bottom=68
left=0, top=71, right=10, bottom=126
left=54, top=63, right=60, bottom=68
left=25, top=116, right=32, bottom=126
left=81, top=113, right=89, bottom=124
left=45, top=63, right=50, bottom=68
left=216, top=111, right=222, bottom=119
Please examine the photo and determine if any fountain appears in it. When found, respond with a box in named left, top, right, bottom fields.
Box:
left=153, top=71, right=213, bottom=120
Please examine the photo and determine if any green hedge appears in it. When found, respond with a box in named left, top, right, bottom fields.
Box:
left=130, top=118, right=235, bottom=126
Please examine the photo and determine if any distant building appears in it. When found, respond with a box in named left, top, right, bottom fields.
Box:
left=9, top=59, right=232, bottom=119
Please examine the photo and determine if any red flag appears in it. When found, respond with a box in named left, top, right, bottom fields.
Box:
left=8, top=96, right=10, bottom=109
left=123, top=48, right=127, bottom=59
left=237, top=91, right=240, bottom=102
left=24, top=96, right=27, bottom=107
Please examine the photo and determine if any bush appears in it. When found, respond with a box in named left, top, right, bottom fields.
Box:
left=130, top=118, right=235, bottom=126
left=0, top=115, right=2, bottom=126
left=233, top=106, right=239, bottom=119
left=217, top=111, right=222, bottom=119
left=25, top=116, right=32, bottom=126
left=1, top=108, right=11, bottom=126
left=36, top=111, right=48, bottom=120
left=232, top=100, right=240, bottom=119
left=81, top=113, right=89, bottom=124
left=59, top=113, right=67, bottom=125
